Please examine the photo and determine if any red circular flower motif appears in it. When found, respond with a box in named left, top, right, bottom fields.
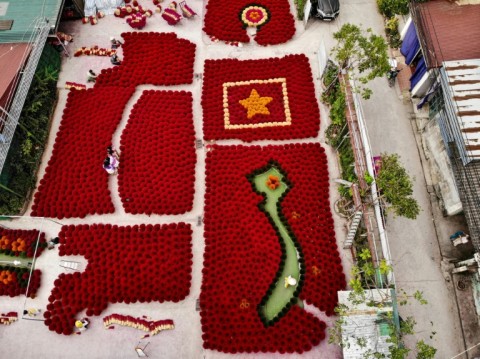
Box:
left=241, top=6, right=269, bottom=27
left=204, top=0, right=295, bottom=45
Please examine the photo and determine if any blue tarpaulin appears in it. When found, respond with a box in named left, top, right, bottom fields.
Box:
left=401, top=23, right=420, bottom=65
left=410, top=57, right=427, bottom=90
left=417, top=83, right=439, bottom=109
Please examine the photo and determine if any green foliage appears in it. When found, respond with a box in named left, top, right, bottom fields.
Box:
left=294, top=0, right=307, bottom=20
left=390, top=345, right=411, bottom=359
left=385, top=17, right=402, bottom=48
left=358, top=248, right=371, bottom=261
left=332, top=23, right=390, bottom=99
left=322, top=62, right=346, bottom=127
left=385, top=17, right=398, bottom=33
left=330, top=91, right=346, bottom=125
left=322, top=62, right=341, bottom=105
left=338, top=140, right=357, bottom=183
left=325, top=124, right=343, bottom=148
left=327, top=314, right=346, bottom=346
left=364, top=172, right=374, bottom=185
left=376, top=153, right=420, bottom=219
left=352, top=248, right=375, bottom=290
left=356, top=337, right=367, bottom=348
left=322, top=59, right=362, bottom=212
left=350, top=248, right=390, bottom=291
left=21, top=137, right=33, bottom=156
left=377, top=0, right=409, bottom=18
left=338, top=185, right=352, bottom=199
left=400, top=316, right=416, bottom=335
left=322, top=61, right=356, bottom=184
left=323, top=62, right=340, bottom=88
left=379, top=259, right=392, bottom=275
left=415, top=340, right=437, bottom=359
left=413, top=290, right=428, bottom=305
left=0, top=46, right=59, bottom=214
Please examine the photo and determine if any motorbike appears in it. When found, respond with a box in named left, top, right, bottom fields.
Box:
left=387, top=58, right=401, bottom=87
left=387, top=69, right=401, bottom=87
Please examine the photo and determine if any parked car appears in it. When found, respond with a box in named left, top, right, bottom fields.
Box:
left=311, top=0, right=340, bottom=21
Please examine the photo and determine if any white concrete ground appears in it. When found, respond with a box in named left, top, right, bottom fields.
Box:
left=0, top=0, right=467, bottom=358
left=0, top=2, right=348, bottom=358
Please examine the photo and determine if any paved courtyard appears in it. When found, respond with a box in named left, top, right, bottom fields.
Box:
left=0, top=0, right=467, bottom=358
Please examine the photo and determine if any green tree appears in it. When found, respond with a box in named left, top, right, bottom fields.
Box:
left=377, top=0, right=409, bottom=18
left=331, top=23, right=390, bottom=99
left=0, top=50, right=59, bottom=214
left=376, top=153, right=420, bottom=219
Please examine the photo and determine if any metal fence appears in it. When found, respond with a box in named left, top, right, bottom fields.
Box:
left=0, top=18, right=51, bottom=175
left=339, top=73, right=394, bottom=285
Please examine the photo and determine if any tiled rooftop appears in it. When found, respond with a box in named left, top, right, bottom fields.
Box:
left=413, top=0, right=480, bottom=67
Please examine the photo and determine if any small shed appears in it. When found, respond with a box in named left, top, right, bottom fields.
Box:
left=338, top=289, right=400, bottom=358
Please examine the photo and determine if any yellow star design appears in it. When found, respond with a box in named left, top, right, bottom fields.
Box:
left=239, top=89, right=273, bottom=119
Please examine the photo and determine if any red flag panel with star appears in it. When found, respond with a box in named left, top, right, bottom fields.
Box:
left=202, top=55, right=320, bottom=142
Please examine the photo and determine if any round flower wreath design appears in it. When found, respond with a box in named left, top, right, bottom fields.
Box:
left=239, top=4, right=270, bottom=28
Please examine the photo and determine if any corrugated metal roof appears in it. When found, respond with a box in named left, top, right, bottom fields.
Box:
left=413, top=0, right=480, bottom=68
left=0, top=0, right=64, bottom=43
left=338, top=290, right=394, bottom=358
left=443, top=59, right=480, bottom=160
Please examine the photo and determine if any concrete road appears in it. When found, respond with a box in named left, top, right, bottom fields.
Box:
left=361, top=76, right=466, bottom=358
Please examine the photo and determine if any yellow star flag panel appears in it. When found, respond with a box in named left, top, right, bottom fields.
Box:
left=239, top=89, right=273, bottom=119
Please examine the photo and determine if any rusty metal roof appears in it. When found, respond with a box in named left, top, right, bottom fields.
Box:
left=442, top=59, right=480, bottom=161
left=0, top=43, right=31, bottom=107
left=412, top=0, right=480, bottom=68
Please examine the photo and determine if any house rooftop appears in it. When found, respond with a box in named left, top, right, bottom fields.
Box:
left=0, top=43, right=31, bottom=108
left=442, top=59, right=480, bottom=161
left=338, top=289, right=397, bottom=358
left=413, top=0, right=480, bottom=68
left=0, top=0, right=63, bottom=43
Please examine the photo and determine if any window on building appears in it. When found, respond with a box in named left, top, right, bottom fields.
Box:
left=0, top=20, right=13, bottom=30
left=429, top=88, right=444, bottom=118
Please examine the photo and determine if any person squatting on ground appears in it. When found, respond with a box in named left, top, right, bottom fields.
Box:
left=23, top=308, right=41, bottom=317
left=107, top=146, right=120, bottom=160
left=111, top=53, right=122, bottom=66
left=87, top=69, right=97, bottom=83
left=47, top=237, right=60, bottom=250
left=75, top=318, right=90, bottom=331
left=103, top=156, right=119, bottom=175
left=110, top=37, right=122, bottom=49
left=103, top=146, right=120, bottom=175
